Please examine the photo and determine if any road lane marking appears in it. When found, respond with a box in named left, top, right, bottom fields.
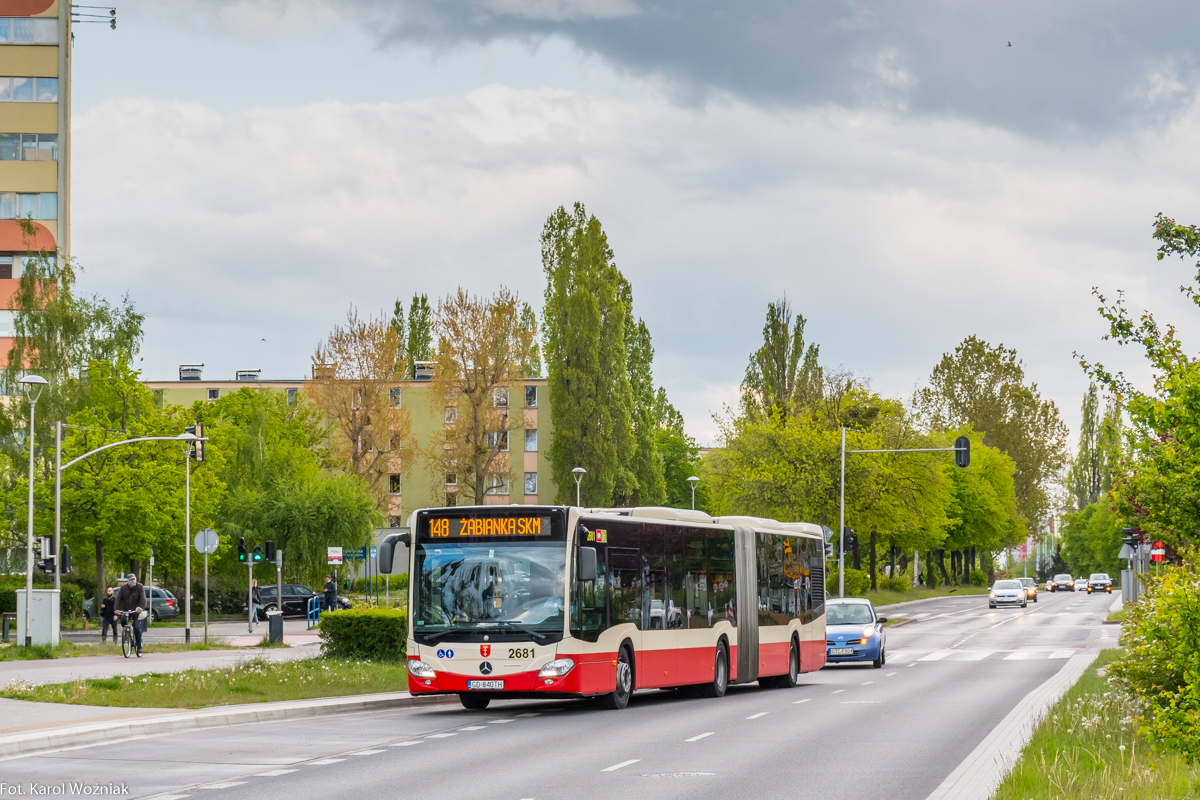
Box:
left=957, top=651, right=993, bottom=661
left=907, top=663, right=917, bottom=667
left=886, top=672, right=897, bottom=676
left=350, top=749, right=385, bottom=755
left=861, top=681, right=874, bottom=685
left=458, top=725, right=487, bottom=730
left=255, top=769, right=298, bottom=777
left=150, top=796, right=189, bottom=800
left=831, top=689, right=846, bottom=694
left=390, top=741, right=423, bottom=746
left=793, top=698, right=811, bottom=704
left=1003, top=651, right=1034, bottom=661
left=746, top=712, right=769, bottom=719
left=426, top=733, right=457, bottom=738
left=200, top=783, right=246, bottom=790
left=487, top=719, right=514, bottom=724
left=1050, top=650, right=1075, bottom=659
left=308, top=759, right=345, bottom=765
left=602, top=759, right=641, bottom=772
left=518, top=712, right=542, bottom=717
left=918, top=651, right=951, bottom=662
left=685, top=732, right=715, bottom=742
left=991, top=616, right=1020, bottom=629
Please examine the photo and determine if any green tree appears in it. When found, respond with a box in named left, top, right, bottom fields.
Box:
left=741, top=297, right=821, bottom=420
left=655, top=390, right=708, bottom=510
left=406, top=293, right=434, bottom=367
left=540, top=203, right=635, bottom=506
left=618, top=318, right=665, bottom=507
left=1060, top=501, right=1124, bottom=577
left=519, top=302, right=542, bottom=379
left=1066, top=383, right=1122, bottom=511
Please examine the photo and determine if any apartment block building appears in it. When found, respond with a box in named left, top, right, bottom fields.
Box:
left=147, top=365, right=558, bottom=525
left=0, top=0, right=68, bottom=345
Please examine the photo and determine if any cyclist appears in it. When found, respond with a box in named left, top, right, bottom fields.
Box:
left=116, top=574, right=147, bottom=656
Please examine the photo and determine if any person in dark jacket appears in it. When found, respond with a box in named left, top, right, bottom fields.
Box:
left=116, top=575, right=147, bottom=655
left=99, top=587, right=116, bottom=643
left=250, top=579, right=261, bottom=625
left=323, top=575, right=336, bottom=612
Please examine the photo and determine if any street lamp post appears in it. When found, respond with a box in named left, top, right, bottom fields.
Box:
left=19, top=374, right=48, bottom=647
left=571, top=467, right=586, bottom=507
left=687, top=476, right=699, bottom=510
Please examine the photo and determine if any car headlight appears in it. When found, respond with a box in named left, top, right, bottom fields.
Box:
left=862, top=625, right=875, bottom=638
left=408, top=659, right=436, bottom=678
left=989, top=592, right=996, bottom=598
left=538, top=658, right=575, bottom=678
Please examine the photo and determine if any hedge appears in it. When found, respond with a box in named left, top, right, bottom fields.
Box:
left=0, top=583, right=85, bottom=619
left=318, top=608, right=407, bottom=661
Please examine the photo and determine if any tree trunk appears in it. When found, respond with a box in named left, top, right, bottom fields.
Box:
left=938, top=550, right=950, bottom=584
left=889, top=545, right=896, bottom=579
left=852, top=536, right=860, bottom=571
left=94, top=538, right=105, bottom=608
left=869, top=528, right=877, bottom=590
left=926, top=550, right=934, bottom=587
left=899, top=550, right=909, bottom=576
left=986, top=551, right=995, bottom=584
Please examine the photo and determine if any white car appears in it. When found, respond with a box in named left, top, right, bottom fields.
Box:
left=1074, top=578, right=1088, bottom=592
left=989, top=579, right=1027, bottom=609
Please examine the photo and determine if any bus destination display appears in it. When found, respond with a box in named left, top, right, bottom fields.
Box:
left=426, top=516, right=552, bottom=539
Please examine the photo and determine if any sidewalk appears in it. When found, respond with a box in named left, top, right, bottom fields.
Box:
left=0, top=646, right=319, bottom=687
left=64, top=617, right=319, bottom=647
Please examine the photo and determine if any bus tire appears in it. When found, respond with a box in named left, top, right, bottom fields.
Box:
left=459, top=694, right=491, bottom=710
left=600, top=645, right=634, bottom=710
left=780, top=639, right=799, bottom=688
left=698, top=641, right=729, bottom=698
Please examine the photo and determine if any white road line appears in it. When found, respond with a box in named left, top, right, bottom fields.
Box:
left=886, top=672, right=897, bottom=676
left=907, top=663, right=918, bottom=667
left=957, top=651, right=993, bottom=662
left=602, top=759, right=641, bottom=772
left=1003, top=651, right=1034, bottom=661
left=390, top=741, right=423, bottom=747
left=991, top=616, right=1020, bottom=629
left=427, top=733, right=457, bottom=739
left=685, top=732, right=715, bottom=742
left=255, top=769, right=298, bottom=777
left=487, top=719, right=514, bottom=724
left=350, top=749, right=385, bottom=755
left=1049, top=650, right=1075, bottom=659
left=458, top=725, right=487, bottom=730
left=912, top=612, right=930, bottom=618
left=861, top=681, right=874, bottom=685
left=793, top=698, right=811, bottom=704
left=831, top=689, right=846, bottom=694
left=149, top=796, right=190, bottom=800
left=918, top=651, right=952, bottom=662
left=746, top=712, right=769, bottom=719
left=200, top=783, right=246, bottom=790
left=308, top=759, right=345, bottom=765
left=518, top=712, right=542, bottom=717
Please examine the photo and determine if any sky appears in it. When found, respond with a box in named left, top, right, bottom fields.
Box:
left=67, top=0, right=1200, bottom=445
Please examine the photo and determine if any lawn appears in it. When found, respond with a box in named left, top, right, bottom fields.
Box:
left=0, top=640, right=226, bottom=661
left=993, top=648, right=1200, bottom=799
left=0, top=656, right=409, bottom=708
left=866, top=585, right=990, bottom=607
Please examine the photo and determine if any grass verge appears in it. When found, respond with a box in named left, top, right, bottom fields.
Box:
left=993, top=648, right=1200, bottom=799
left=867, top=585, right=990, bottom=607
left=0, top=641, right=225, bottom=661
left=1107, top=607, right=1129, bottom=623
left=0, top=656, right=407, bottom=708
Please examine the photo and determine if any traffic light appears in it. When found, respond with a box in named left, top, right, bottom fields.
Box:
left=252, top=545, right=263, bottom=563
left=265, top=541, right=276, bottom=562
left=1122, top=528, right=1140, bottom=548
left=842, top=527, right=857, bottom=550
left=61, top=544, right=72, bottom=574
left=954, top=436, right=971, bottom=468
left=237, top=537, right=247, bottom=563
left=185, top=422, right=205, bottom=463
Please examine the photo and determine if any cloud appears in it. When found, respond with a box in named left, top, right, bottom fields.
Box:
left=71, top=86, right=1200, bottom=443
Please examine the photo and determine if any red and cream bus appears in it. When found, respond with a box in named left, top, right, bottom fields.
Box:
left=378, top=505, right=827, bottom=710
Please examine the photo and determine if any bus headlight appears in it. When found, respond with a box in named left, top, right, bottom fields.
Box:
left=408, top=659, right=436, bottom=678
left=538, top=658, right=575, bottom=678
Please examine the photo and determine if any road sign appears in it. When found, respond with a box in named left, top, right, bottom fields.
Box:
left=370, top=545, right=377, bottom=559
left=193, top=528, right=219, bottom=555
left=327, top=546, right=343, bottom=565
left=1151, top=541, right=1166, bottom=562
left=1118, top=543, right=1134, bottom=559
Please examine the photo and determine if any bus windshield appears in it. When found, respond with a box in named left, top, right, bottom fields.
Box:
left=413, top=541, right=566, bottom=641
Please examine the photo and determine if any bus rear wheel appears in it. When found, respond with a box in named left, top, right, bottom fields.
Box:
left=761, top=640, right=799, bottom=689
left=459, top=694, right=491, bottom=710
left=600, top=646, right=634, bottom=710
left=698, top=641, right=729, bottom=698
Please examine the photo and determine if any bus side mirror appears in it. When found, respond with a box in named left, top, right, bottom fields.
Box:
left=378, top=532, right=410, bottom=575
left=578, top=547, right=597, bottom=583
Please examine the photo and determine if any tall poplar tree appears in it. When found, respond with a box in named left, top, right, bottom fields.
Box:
left=406, top=293, right=434, bottom=367
left=741, top=297, right=821, bottom=420
left=620, top=318, right=666, bottom=507
left=541, top=203, right=635, bottom=506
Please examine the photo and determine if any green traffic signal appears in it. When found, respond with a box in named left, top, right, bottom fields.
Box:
left=252, top=545, right=262, bottom=563
left=237, top=537, right=247, bottom=563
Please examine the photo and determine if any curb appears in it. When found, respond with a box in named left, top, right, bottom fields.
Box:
left=925, top=649, right=1099, bottom=800
left=873, top=594, right=985, bottom=614
left=0, top=691, right=461, bottom=761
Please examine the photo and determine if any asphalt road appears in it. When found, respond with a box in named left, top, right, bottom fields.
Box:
left=4, top=588, right=1116, bottom=800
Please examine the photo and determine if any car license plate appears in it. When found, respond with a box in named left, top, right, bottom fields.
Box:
left=468, top=680, right=504, bottom=690
left=830, top=648, right=854, bottom=656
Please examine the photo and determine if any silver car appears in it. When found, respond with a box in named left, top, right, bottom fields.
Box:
left=989, top=579, right=1027, bottom=609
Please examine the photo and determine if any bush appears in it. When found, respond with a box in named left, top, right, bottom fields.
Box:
left=970, top=569, right=988, bottom=587
left=1109, top=563, right=1200, bottom=760
left=828, top=568, right=870, bottom=596
left=878, top=574, right=911, bottom=593
left=60, top=584, right=84, bottom=620
left=318, top=608, right=407, bottom=661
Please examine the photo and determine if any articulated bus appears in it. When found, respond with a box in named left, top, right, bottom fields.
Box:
left=378, top=505, right=827, bottom=710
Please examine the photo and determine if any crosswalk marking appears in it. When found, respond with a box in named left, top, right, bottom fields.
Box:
left=1003, top=650, right=1034, bottom=661
left=1049, top=650, right=1074, bottom=659
left=918, top=651, right=952, bottom=661
left=956, top=650, right=992, bottom=661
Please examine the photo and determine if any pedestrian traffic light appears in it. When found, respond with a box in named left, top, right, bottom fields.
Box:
left=265, top=541, right=276, bottom=562
left=1122, top=528, right=1140, bottom=548
left=954, top=436, right=971, bottom=468
left=843, top=527, right=857, bottom=550
left=61, top=544, right=72, bottom=574
left=185, top=423, right=205, bottom=462
left=252, top=545, right=263, bottom=563
left=237, top=537, right=247, bottom=563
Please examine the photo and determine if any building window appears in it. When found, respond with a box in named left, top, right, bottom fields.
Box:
left=525, top=385, right=537, bottom=407
left=445, top=473, right=457, bottom=486
left=0, top=192, right=55, bottom=220
left=491, top=387, right=508, bottom=408
left=444, top=407, right=457, bottom=424
left=390, top=387, right=402, bottom=408
left=0, top=77, right=57, bottom=102
left=207, top=388, right=219, bottom=400
left=524, top=429, right=537, bottom=452
left=444, top=492, right=457, bottom=507
left=0, top=310, right=12, bottom=336
left=389, top=516, right=402, bottom=528
left=0, top=133, right=56, bottom=162
left=0, top=18, right=58, bottom=44
left=389, top=474, right=401, bottom=494
left=286, top=387, right=298, bottom=405
left=487, top=431, right=509, bottom=452
left=524, top=472, right=537, bottom=495
left=485, top=474, right=510, bottom=496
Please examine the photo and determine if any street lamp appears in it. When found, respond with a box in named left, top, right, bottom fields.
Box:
left=687, top=476, right=699, bottom=510
left=19, top=374, right=47, bottom=647
left=571, top=467, right=586, bottom=508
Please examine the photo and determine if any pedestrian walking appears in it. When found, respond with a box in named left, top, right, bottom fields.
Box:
left=250, top=579, right=262, bottom=624
left=324, top=575, right=336, bottom=612
left=100, top=587, right=116, bottom=643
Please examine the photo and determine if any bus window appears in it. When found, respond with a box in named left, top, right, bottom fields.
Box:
left=664, top=529, right=688, bottom=630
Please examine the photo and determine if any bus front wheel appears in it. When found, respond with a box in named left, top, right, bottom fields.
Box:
left=459, top=694, right=491, bottom=710
left=698, top=641, right=729, bottom=698
left=600, top=646, right=634, bottom=709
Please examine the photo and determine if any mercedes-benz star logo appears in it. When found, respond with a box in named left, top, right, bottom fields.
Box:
left=479, top=661, right=493, bottom=675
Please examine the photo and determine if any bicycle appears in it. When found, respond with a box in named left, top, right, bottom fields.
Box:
left=118, top=609, right=148, bottom=659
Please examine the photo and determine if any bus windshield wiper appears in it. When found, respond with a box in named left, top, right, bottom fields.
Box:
left=491, top=623, right=548, bottom=641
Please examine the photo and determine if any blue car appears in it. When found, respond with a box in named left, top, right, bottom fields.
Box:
left=824, top=598, right=888, bottom=669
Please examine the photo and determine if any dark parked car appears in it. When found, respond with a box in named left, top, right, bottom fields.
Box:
left=244, top=583, right=351, bottom=619
left=84, top=585, right=180, bottom=622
